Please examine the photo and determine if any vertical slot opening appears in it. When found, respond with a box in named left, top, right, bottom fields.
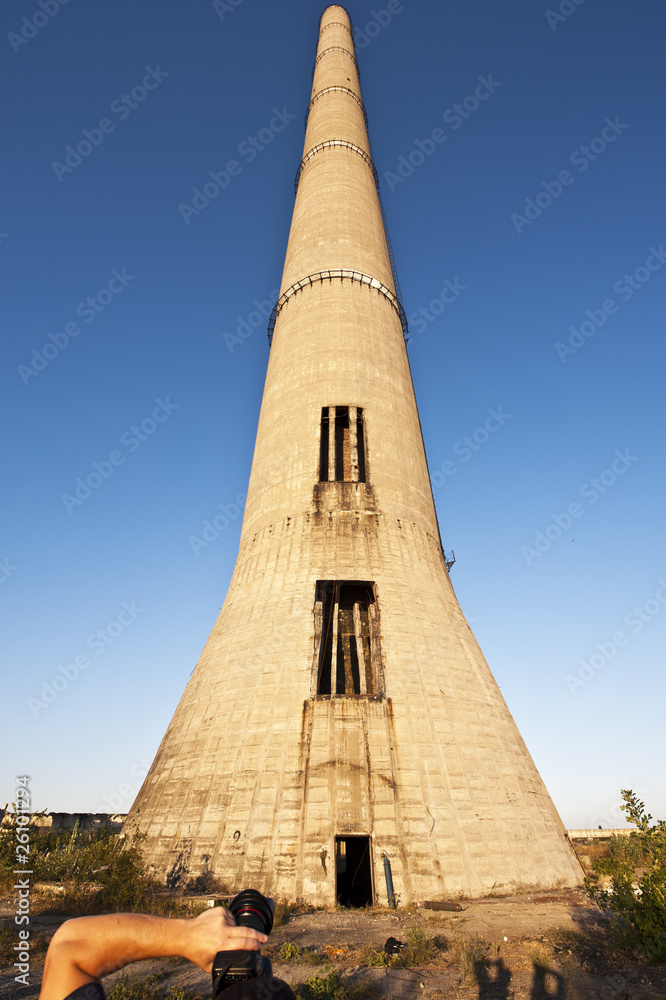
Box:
left=319, top=407, right=329, bottom=481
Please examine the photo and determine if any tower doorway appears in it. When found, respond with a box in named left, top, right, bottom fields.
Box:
left=335, top=836, right=373, bottom=907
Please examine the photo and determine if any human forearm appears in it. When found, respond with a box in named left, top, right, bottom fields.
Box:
left=40, top=909, right=267, bottom=1000
left=50, top=914, right=190, bottom=978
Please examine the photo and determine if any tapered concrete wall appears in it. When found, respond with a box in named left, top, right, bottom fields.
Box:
left=126, top=5, right=581, bottom=902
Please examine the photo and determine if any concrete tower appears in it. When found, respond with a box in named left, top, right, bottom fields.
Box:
left=127, top=5, right=581, bottom=903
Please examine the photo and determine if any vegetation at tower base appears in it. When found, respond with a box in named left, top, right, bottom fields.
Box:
left=0, top=817, right=197, bottom=916
left=585, top=789, right=666, bottom=963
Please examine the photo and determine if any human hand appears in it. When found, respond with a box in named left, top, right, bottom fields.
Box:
left=183, top=907, right=268, bottom=973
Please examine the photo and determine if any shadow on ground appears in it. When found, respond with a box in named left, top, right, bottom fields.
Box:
left=474, top=958, right=566, bottom=998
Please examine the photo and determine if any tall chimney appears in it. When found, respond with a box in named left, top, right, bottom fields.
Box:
left=126, top=5, right=581, bottom=903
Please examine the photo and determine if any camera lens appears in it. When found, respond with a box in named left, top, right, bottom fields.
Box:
left=228, top=889, right=274, bottom=936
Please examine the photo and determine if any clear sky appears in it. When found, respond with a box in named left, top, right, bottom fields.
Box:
left=2, top=0, right=665, bottom=831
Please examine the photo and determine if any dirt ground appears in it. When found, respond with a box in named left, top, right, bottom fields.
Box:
left=2, top=888, right=665, bottom=1000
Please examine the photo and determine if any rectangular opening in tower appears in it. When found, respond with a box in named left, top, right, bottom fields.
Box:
left=319, top=407, right=365, bottom=482
left=335, top=836, right=373, bottom=908
left=314, top=581, right=379, bottom=696
left=336, top=407, right=350, bottom=481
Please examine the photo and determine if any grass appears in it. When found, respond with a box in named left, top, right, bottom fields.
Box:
left=295, top=969, right=379, bottom=1000
left=448, top=934, right=489, bottom=980
left=106, top=974, right=201, bottom=1000
left=36, top=886, right=208, bottom=920
left=0, top=923, right=50, bottom=967
left=0, top=822, right=167, bottom=915
left=107, top=973, right=163, bottom=1000
left=396, top=926, right=444, bottom=967
left=273, top=899, right=299, bottom=927
left=0, top=924, right=18, bottom=966
left=302, top=948, right=328, bottom=965
left=1, top=819, right=209, bottom=921
left=525, top=940, right=552, bottom=967
left=551, top=924, right=631, bottom=969
left=356, top=927, right=448, bottom=970
left=0, top=818, right=214, bottom=921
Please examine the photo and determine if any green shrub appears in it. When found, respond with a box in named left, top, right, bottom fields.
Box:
left=586, top=789, right=666, bottom=963
left=277, top=941, right=303, bottom=962
left=356, top=944, right=387, bottom=967
left=607, top=833, right=652, bottom=866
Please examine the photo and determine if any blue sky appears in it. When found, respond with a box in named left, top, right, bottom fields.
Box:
left=2, top=0, right=664, bottom=831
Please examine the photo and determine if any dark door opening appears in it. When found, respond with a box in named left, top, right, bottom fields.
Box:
left=335, top=836, right=373, bottom=907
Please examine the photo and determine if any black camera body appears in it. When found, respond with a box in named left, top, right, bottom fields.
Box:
left=211, top=948, right=272, bottom=992
left=211, top=889, right=275, bottom=997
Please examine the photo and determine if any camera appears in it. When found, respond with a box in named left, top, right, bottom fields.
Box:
left=211, top=889, right=275, bottom=996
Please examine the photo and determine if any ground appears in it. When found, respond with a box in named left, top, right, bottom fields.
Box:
left=2, top=888, right=665, bottom=1000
